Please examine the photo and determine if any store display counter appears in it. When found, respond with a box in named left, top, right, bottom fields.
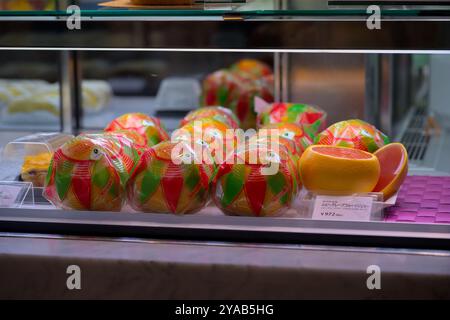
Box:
left=1, top=234, right=449, bottom=299
left=1, top=0, right=450, bottom=300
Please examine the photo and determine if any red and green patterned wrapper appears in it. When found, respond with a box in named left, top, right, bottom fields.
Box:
left=258, top=123, right=314, bottom=186
left=230, top=59, right=273, bottom=79
left=44, top=133, right=141, bottom=211
left=173, top=117, right=233, bottom=164
left=256, top=102, right=327, bottom=136
left=104, top=112, right=169, bottom=147
left=180, top=106, right=240, bottom=129
left=200, top=69, right=274, bottom=129
left=127, top=141, right=216, bottom=214
left=212, top=141, right=298, bottom=217
left=314, top=119, right=390, bottom=153
left=259, top=122, right=314, bottom=154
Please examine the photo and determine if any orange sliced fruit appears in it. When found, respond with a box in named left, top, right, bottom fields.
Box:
left=299, top=145, right=380, bottom=195
left=372, top=142, right=408, bottom=200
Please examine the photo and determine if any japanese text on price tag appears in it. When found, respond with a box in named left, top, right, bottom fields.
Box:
left=312, top=195, right=373, bottom=221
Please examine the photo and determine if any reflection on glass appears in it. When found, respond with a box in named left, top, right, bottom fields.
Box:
left=79, top=52, right=274, bottom=132
left=0, top=51, right=60, bottom=134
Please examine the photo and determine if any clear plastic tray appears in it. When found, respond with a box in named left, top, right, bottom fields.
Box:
left=154, top=77, right=201, bottom=111
left=0, top=133, right=74, bottom=203
left=0, top=181, right=33, bottom=208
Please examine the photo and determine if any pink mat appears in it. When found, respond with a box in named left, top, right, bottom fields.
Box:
left=384, top=176, right=450, bottom=223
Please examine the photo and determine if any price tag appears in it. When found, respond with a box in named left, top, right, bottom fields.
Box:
left=312, top=195, right=373, bottom=221
left=0, top=182, right=32, bottom=208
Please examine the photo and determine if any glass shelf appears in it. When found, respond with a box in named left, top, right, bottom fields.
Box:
left=1, top=0, right=450, bottom=19
left=2, top=0, right=450, bottom=50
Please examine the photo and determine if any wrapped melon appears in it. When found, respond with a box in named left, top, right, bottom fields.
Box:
left=259, top=122, right=314, bottom=154
left=314, top=119, right=390, bottom=153
left=127, top=141, right=215, bottom=214
left=104, top=113, right=169, bottom=147
left=200, top=69, right=274, bottom=129
left=44, top=133, right=141, bottom=211
left=212, top=140, right=298, bottom=217
left=230, top=59, right=273, bottom=79
left=180, top=106, right=240, bottom=129
left=172, top=117, right=233, bottom=164
left=256, top=101, right=327, bottom=136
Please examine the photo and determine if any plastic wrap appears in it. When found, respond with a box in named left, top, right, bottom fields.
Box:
left=127, top=141, right=215, bottom=214
left=172, top=117, right=233, bottom=164
left=256, top=102, right=327, bottom=136
left=256, top=131, right=303, bottom=189
left=259, top=122, right=314, bottom=154
left=104, top=112, right=169, bottom=147
left=212, top=140, right=298, bottom=217
left=173, top=117, right=230, bottom=146
left=230, top=59, right=273, bottom=79
left=44, top=133, right=141, bottom=211
left=1, top=132, right=74, bottom=188
left=180, top=106, right=240, bottom=129
left=200, top=69, right=274, bottom=129
left=104, top=130, right=148, bottom=149
left=314, top=119, right=390, bottom=153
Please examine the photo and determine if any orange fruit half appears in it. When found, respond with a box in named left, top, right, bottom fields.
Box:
left=372, top=142, right=408, bottom=200
left=299, top=145, right=380, bottom=195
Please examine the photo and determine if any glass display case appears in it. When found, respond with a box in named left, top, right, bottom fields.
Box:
left=1, top=0, right=450, bottom=251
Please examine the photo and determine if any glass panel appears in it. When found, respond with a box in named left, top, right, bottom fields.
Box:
left=1, top=0, right=450, bottom=18
left=0, top=51, right=61, bottom=136
left=78, top=51, right=274, bottom=133
left=1, top=49, right=450, bottom=246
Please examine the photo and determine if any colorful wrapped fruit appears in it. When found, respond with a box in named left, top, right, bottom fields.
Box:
left=259, top=122, right=314, bottom=154
left=172, top=117, right=233, bottom=164
left=212, top=141, right=298, bottom=217
left=230, top=59, right=273, bottom=79
left=257, top=124, right=312, bottom=187
left=127, top=141, right=215, bottom=214
left=104, top=112, right=169, bottom=147
left=180, top=106, right=240, bottom=129
left=104, top=130, right=147, bottom=149
left=314, top=119, right=390, bottom=153
left=256, top=135, right=302, bottom=196
left=256, top=102, right=327, bottom=136
left=44, top=133, right=141, bottom=211
left=200, top=69, right=274, bottom=129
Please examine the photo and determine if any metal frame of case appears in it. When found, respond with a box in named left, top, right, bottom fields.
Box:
left=0, top=9, right=450, bottom=249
